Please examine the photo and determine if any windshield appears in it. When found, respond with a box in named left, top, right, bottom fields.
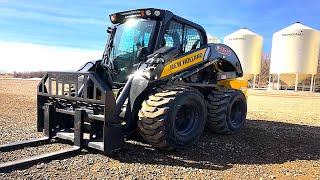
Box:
left=109, top=19, right=157, bottom=83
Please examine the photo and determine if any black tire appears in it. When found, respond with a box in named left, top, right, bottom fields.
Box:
left=138, top=87, right=206, bottom=150
left=206, top=88, right=247, bottom=134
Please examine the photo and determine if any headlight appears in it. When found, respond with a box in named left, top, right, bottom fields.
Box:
left=154, top=10, right=161, bottom=16
left=145, top=10, right=152, bottom=16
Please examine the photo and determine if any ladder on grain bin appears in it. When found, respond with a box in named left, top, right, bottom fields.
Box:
left=0, top=72, right=126, bottom=172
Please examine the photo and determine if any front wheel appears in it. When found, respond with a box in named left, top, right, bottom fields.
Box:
left=138, top=87, right=206, bottom=150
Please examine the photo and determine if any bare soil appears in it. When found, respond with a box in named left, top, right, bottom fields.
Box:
left=0, top=76, right=14, bottom=79
left=0, top=79, right=319, bottom=179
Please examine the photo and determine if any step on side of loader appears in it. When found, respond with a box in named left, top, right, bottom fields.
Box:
left=0, top=72, right=125, bottom=172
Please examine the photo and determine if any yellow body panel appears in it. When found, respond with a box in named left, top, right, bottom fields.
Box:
left=160, top=48, right=207, bottom=78
left=217, top=78, right=248, bottom=98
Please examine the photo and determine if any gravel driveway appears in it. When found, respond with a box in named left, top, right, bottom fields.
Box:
left=0, top=80, right=319, bottom=179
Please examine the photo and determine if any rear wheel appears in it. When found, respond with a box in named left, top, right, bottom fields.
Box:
left=138, top=87, right=206, bottom=149
left=206, top=88, right=247, bottom=134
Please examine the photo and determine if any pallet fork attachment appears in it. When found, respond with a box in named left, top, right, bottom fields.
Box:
left=0, top=106, right=86, bottom=172
left=0, top=72, right=127, bottom=171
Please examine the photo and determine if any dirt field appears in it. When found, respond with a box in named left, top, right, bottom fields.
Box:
left=0, top=75, right=14, bottom=78
left=0, top=79, right=319, bottom=179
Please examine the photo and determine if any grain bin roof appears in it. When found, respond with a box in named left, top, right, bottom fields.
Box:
left=225, top=28, right=262, bottom=37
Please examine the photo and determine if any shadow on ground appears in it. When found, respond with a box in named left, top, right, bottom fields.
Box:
left=1, top=120, right=319, bottom=172
left=109, top=119, right=320, bottom=170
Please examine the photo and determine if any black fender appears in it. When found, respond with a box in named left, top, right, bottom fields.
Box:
left=207, top=43, right=243, bottom=77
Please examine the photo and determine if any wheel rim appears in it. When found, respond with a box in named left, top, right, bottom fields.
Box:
left=175, top=104, right=198, bottom=136
left=230, top=99, right=245, bottom=126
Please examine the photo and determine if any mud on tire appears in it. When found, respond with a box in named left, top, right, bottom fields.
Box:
left=138, top=86, right=206, bottom=150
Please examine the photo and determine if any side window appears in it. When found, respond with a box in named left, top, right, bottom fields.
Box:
left=163, top=20, right=203, bottom=54
left=183, top=25, right=203, bottom=53
left=163, top=21, right=183, bottom=51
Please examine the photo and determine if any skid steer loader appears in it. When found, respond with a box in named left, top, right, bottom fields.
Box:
left=0, top=8, right=247, bottom=171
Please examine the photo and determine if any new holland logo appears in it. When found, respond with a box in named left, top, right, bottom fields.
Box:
left=160, top=48, right=207, bottom=78
left=169, top=53, right=203, bottom=71
left=215, top=45, right=232, bottom=56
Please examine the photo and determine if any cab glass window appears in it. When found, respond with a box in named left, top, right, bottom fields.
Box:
left=183, top=25, right=203, bottom=52
left=163, top=21, right=183, bottom=50
left=163, top=20, right=203, bottom=54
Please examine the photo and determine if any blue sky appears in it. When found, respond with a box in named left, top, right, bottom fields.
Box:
left=0, top=0, right=319, bottom=71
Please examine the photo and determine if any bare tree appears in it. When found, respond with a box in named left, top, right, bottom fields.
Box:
left=259, top=53, right=271, bottom=87
left=316, top=56, right=320, bottom=87
left=13, top=71, right=46, bottom=78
